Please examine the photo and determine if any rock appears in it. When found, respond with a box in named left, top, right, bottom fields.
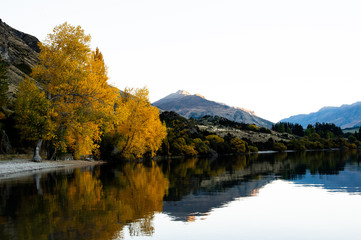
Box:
left=0, top=19, right=40, bottom=97
left=56, top=153, right=74, bottom=161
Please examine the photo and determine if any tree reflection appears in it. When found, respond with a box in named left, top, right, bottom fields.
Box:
left=1, top=151, right=360, bottom=239
left=0, top=163, right=169, bottom=240
left=160, top=151, right=361, bottom=203
left=161, top=155, right=253, bottom=201
left=277, top=151, right=349, bottom=180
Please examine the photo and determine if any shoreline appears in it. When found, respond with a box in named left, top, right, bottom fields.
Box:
left=0, top=158, right=105, bottom=181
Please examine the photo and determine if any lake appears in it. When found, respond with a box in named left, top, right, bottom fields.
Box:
left=1, top=150, right=361, bottom=240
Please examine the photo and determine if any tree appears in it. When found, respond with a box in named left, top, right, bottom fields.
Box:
left=112, top=88, right=167, bottom=159
left=273, top=142, right=287, bottom=152
left=305, top=124, right=315, bottom=136
left=193, top=138, right=210, bottom=155
left=230, top=137, right=246, bottom=153
left=14, top=78, right=52, bottom=161
left=16, top=22, right=117, bottom=160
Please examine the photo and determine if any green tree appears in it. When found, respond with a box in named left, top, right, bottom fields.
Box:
left=193, top=138, right=210, bottom=155
left=305, top=124, right=315, bottom=136
left=348, top=135, right=357, bottom=144
left=205, top=134, right=224, bottom=152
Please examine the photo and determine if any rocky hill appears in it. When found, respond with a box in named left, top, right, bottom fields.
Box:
left=0, top=19, right=40, bottom=97
left=153, top=90, right=273, bottom=128
left=280, top=102, right=361, bottom=129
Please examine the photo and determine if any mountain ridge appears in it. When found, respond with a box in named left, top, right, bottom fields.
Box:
left=280, top=101, right=361, bottom=129
left=153, top=90, right=273, bottom=128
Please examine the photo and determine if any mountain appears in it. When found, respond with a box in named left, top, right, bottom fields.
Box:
left=0, top=19, right=40, bottom=97
left=153, top=90, right=273, bottom=128
left=280, top=102, right=361, bottom=129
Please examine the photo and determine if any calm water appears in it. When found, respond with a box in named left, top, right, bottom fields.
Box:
left=1, top=151, right=361, bottom=240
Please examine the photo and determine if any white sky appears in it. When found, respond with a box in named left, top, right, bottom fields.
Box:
left=2, top=0, right=361, bottom=122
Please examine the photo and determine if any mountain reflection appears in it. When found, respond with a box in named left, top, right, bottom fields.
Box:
left=0, top=151, right=361, bottom=239
left=160, top=151, right=361, bottom=221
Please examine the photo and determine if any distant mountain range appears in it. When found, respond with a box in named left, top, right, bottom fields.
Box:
left=280, top=102, right=361, bottom=129
left=153, top=90, right=273, bottom=128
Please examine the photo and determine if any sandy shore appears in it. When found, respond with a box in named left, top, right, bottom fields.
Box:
left=0, top=159, right=105, bottom=180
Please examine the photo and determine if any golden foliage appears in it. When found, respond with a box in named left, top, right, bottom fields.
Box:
left=28, top=23, right=117, bottom=159
left=113, top=87, right=167, bottom=159
left=14, top=77, right=53, bottom=141
left=230, top=137, right=246, bottom=153
left=15, top=22, right=166, bottom=160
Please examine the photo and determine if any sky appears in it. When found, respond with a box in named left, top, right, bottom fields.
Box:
left=2, top=0, right=361, bottom=122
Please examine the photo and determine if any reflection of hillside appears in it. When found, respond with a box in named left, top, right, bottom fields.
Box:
left=1, top=150, right=360, bottom=238
left=162, top=151, right=359, bottom=222
left=161, top=154, right=292, bottom=221
left=294, top=161, right=361, bottom=193
left=163, top=177, right=273, bottom=221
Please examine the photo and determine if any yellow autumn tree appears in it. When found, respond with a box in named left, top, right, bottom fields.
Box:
left=15, top=22, right=166, bottom=161
left=18, top=22, right=117, bottom=160
left=14, top=77, right=54, bottom=161
left=112, top=88, right=167, bottom=159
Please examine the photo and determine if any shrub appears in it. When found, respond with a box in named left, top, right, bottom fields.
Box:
left=247, top=124, right=258, bottom=132
left=230, top=137, right=246, bottom=153
left=248, top=145, right=258, bottom=153
left=273, top=142, right=287, bottom=152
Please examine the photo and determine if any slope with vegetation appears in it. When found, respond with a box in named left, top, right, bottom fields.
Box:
left=0, top=22, right=166, bottom=161
left=157, top=111, right=286, bottom=157
left=158, top=112, right=361, bottom=157
left=273, top=122, right=360, bottom=151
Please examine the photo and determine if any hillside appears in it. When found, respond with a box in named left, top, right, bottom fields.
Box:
left=280, top=102, right=361, bottom=129
left=195, top=115, right=294, bottom=144
left=0, top=19, right=40, bottom=98
left=153, top=90, right=273, bottom=128
left=159, top=111, right=295, bottom=155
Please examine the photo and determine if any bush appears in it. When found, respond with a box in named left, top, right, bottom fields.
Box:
left=259, top=127, right=271, bottom=134
left=273, top=142, right=287, bottom=152
left=248, top=145, right=258, bottom=153
left=230, top=137, right=246, bottom=153
left=287, top=139, right=306, bottom=151
left=247, top=124, right=258, bottom=132
left=193, top=138, right=210, bottom=155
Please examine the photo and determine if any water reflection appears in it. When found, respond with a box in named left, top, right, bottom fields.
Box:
left=0, top=150, right=360, bottom=239
left=162, top=151, right=361, bottom=221
left=0, top=163, right=168, bottom=240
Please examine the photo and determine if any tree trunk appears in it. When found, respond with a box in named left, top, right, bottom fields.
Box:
left=33, top=139, right=43, bottom=162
